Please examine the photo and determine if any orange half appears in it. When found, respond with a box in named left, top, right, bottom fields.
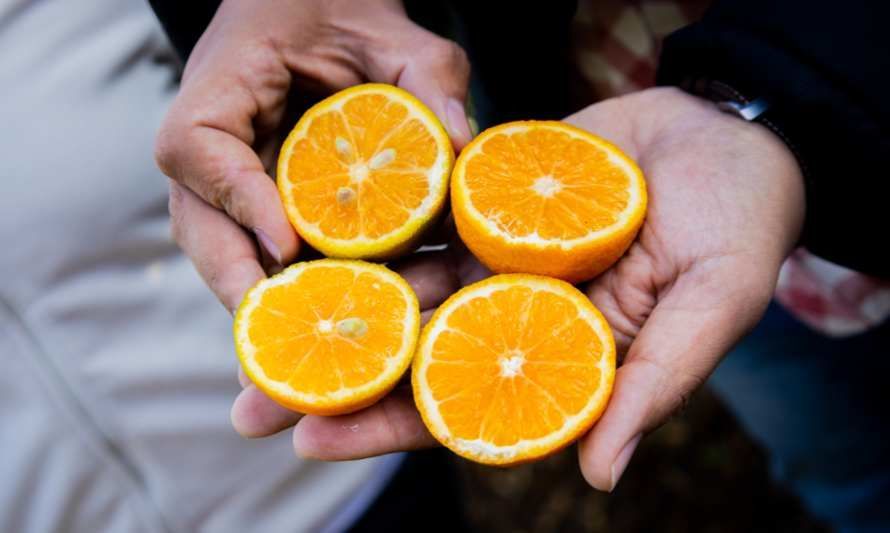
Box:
left=234, top=259, right=420, bottom=415
left=412, top=274, right=616, bottom=465
left=278, top=84, right=453, bottom=260
left=451, top=120, right=647, bottom=283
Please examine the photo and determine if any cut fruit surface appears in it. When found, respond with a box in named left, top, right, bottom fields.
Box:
left=278, top=83, right=453, bottom=260
left=451, top=120, right=647, bottom=283
left=412, top=274, right=616, bottom=465
left=234, top=259, right=420, bottom=415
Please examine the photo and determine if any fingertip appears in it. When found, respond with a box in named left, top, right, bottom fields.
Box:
left=230, top=400, right=259, bottom=439
left=254, top=227, right=283, bottom=266
left=391, top=41, right=471, bottom=152
left=238, top=365, right=251, bottom=388
left=254, top=214, right=299, bottom=269
left=231, top=385, right=302, bottom=438
left=270, top=221, right=300, bottom=265
left=445, top=98, right=473, bottom=151
left=611, top=434, right=641, bottom=490
left=216, top=258, right=267, bottom=314
left=578, top=430, right=641, bottom=493
left=577, top=361, right=661, bottom=491
left=577, top=432, right=615, bottom=492
left=292, top=416, right=327, bottom=459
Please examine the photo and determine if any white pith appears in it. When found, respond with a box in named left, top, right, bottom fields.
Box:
left=531, top=175, right=562, bottom=198
left=499, top=355, right=525, bottom=377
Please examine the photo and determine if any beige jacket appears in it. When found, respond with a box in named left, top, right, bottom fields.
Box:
left=0, top=1, right=398, bottom=531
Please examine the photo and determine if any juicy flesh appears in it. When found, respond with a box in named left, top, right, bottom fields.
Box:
left=246, top=265, right=408, bottom=395
left=465, top=127, right=631, bottom=239
left=284, top=93, right=438, bottom=239
left=427, top=285, right=604, bottom=446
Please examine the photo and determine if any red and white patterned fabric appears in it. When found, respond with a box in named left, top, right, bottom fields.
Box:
left=775, top=250, right=890, bottom=336
left=571, top=0, right=890, bottom=336
left=571, top=0, right=710, bottom=99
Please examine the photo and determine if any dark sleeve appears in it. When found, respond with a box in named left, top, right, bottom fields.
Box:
left=148, top=0, right=577, bottom=123
left=657, top=0, right=890, bottom=279
left=148, top=0, right=221, bottom=60
left=450, top=0, right=578, bottom=123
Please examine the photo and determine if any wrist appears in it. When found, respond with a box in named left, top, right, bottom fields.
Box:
left=698, top=96, right=807, bottom=259
left=636, top=87, right=805, bottom=260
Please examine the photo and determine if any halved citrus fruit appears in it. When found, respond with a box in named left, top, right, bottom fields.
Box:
left=451, top=121, right=647, bottom=283
left=412, top=274, right=616, bottom=465
left=278, top=83, right=453, bottom=260
left=234, top=259, right=420, bottom=416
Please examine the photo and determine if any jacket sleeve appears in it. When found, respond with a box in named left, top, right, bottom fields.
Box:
left=657, top=0, right=890, bottom=279
left=148, top=0, right=221, bottom=60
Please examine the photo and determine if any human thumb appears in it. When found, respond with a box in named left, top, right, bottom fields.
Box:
left=363, top=23, right=473, bottom=150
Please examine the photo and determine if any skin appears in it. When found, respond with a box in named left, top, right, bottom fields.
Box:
left=156, top=0, right=805, bottom=494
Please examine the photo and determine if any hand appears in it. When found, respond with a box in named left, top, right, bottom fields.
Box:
left=567, top=88, right=805, bottom=491
left=156, top=0, right=475, bottom=442
left=157, top=0, right=473, bottom=312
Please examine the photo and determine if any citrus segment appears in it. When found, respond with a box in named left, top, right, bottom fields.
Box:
left=412, top=274, right=616, bottom=465
left=278, top=84, right=453, bottom=259
left=234, top=259, right=420, bottom=415
left=451, top=121, right=647, bottom=282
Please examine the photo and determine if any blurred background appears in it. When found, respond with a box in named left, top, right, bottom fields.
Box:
left=456, top=389, right=827, bottom=532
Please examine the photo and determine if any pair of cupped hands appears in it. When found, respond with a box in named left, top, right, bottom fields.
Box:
left=155, top=0, right=804, bottom=492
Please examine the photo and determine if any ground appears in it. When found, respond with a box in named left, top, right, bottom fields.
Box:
left=456, top=388, right=828, bottom=533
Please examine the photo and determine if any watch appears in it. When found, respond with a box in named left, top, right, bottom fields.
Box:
left=716, top=98, right=769, bottom=121
left=684, top=77, right=807, bottom=176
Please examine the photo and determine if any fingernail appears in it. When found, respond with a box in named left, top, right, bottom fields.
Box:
left=467, top=115, right=480, bottom=137
left=609, top=434, right=641, bottom=492
left=253, top=228, right=282, bottom=265
left=445, top=98, right=472, bottom=144
left=237, top=366, right=251, bottom=388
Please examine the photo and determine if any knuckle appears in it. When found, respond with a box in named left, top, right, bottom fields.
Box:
left=209, top=167, right=265, bottom=231
left=425, top=37, right=468, bottom=70
left=231, top=37, right=290, bottom=96
left=154, top=125, right=180, bottom=177
left=209, top=171, right=240, bottom=218
left=449, top=42, right=470, bottom=71
left=167, top=183, right=187, bottom=245
left=154, top=109, right=199, bottom=180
